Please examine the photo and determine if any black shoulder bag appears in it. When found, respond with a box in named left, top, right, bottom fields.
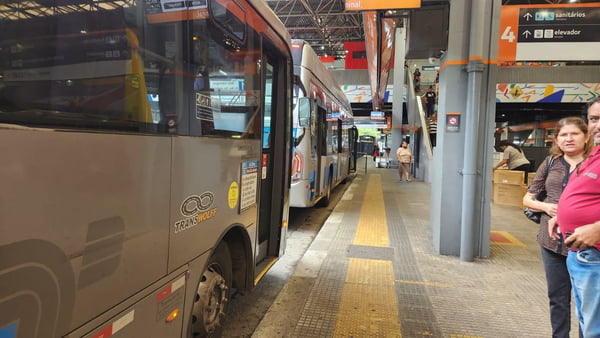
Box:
left=523, top=156, right=555, bottom=223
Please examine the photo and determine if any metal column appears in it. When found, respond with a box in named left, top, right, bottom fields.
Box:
left=430, top=0, right=500, bottom=258
left=392, top=24, right=407, bottom=157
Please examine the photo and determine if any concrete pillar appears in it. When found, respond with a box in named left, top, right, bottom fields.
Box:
left=430, top=0, right=500, bottom=258
left=392, top=23, right=407, bottom=160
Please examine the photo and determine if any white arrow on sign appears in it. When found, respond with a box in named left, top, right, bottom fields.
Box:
left=523, top=12, right=533, bottom=21
left=522, top=30, right=532, bottom=38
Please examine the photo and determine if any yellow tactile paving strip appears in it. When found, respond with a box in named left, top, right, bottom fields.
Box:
left=352, top=174, right=390, bottom=248
left=334, top=258, right=401, bottom=337
left=333, top=174, right=401, bottom=337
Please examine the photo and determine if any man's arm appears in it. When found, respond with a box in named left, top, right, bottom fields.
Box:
left=564, top=221, right=600, bottom=249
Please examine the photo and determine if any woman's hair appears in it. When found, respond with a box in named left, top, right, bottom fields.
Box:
left=497, top=140, right=522, bottom=153
left=549, top=116, right=591, bottom=158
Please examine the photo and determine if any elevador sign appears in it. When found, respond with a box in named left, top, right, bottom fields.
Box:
left=498, top=3, right=600, bottom=62
left=518, top=8, right=599, bottom=42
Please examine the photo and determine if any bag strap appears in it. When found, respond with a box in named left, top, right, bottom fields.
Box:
left=537, top=156, right=554, bottom=192
left=542, top=155, right=554, bottom=179
left=547, top=156, right=554, bottom=170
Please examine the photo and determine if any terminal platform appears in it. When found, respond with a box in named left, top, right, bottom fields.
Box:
left=251, top=164, right=579, bottom=338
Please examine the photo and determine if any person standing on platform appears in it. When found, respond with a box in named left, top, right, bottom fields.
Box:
left=372, top=143, right=379, bottom=163
left=396, top=141, right=412, bottom=182
left=427, top=113, right=437, bottom=147
left=549, top=97, right=600, bottom=338
left=523, top=116, right=590, bottom=338
left=422, top=86, right=437, bottom=117
left=493, top=140, right=531, bottom=173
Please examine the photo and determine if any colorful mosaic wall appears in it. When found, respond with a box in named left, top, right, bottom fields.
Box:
left=496, top=83, right=600, bottom=103
left=341, top=83, right=600, bottom=104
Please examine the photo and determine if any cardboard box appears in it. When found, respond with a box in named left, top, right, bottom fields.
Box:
left=492, top=183, right=528, bottom=208
left=527, top=172, right=536, bottom=186
left=493, top=170, right=525, bottom=185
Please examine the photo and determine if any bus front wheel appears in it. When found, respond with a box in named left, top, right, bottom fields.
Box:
left=191, top=242, right=232, bottom=337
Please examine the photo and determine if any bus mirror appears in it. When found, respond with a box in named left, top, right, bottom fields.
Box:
left=298, top=97, right=310, bottom=127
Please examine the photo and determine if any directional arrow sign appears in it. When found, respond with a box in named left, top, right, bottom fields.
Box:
left=518, top=7, right=600, bottom=43
left=499, top=3, right=600, bottom=62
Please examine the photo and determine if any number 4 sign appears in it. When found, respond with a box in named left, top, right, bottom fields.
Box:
left=498, top=6, right=519, bottom=62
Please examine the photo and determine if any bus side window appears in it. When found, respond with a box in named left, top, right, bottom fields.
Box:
left=209, top=0, right=246, bottom=42
left=188, top=2, right=260, bottom=139
left=157, top=64, right=178, bottom=132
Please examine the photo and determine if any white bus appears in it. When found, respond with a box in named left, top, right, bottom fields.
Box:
left=0, top=0, right=293, bottom=336
left=289, top=40, right=357, bottom=208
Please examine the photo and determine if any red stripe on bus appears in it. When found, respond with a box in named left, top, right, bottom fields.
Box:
left=156, top=284, right=173, bottom=302
left=93, top=325, right=113, bottom=338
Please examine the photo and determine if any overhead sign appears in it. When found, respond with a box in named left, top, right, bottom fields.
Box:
left=345, top=0, right=420, bottom=11
left=498, top=3, right=600, bottom=62
left=370, top=111, right=385, bottom=120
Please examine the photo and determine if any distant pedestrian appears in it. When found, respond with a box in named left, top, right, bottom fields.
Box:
left=372, top=144, right=379, bottom=162
left=396, top=141, right=412, bottom=182
left=427, top=113, right=437, bottom=147
left=422, top=86, right=436, bottom=117
left=413, top=68, right=421, bottom=92
left=493, top=140, right=531, bottom=173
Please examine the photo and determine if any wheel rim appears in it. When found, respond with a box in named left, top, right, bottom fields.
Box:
left=191, top=266, right=229, bottom=336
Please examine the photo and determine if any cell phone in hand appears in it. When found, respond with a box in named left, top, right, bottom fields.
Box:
left=564, top=232, right=573, bottom=247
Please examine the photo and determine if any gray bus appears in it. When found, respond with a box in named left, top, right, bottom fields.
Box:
left=289, top=40, right=356, bottom=208
left=0, top=0, right=292, bottom=336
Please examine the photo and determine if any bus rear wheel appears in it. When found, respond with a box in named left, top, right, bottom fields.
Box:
left=317, top=174, right=332, bottom=208
left=191, top=242, right=232, bottom=337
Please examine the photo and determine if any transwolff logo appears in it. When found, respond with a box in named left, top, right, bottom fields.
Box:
left=174, top=192, right=217, bottom=234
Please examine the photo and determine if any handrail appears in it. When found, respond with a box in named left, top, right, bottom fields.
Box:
left=407, top=74, right=433, bottom=160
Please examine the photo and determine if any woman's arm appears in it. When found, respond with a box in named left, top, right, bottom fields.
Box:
left=522, top=192, right=558, bottom=216
left=493, top=159, right=507, bottom=170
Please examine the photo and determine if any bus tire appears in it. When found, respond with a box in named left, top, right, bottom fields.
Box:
left=191, top=242, right=232, bottom=337
left=317, top=174, right=332, bottom=208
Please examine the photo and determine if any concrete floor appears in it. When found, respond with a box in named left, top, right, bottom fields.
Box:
left=224, top=164, right=579, bottom=338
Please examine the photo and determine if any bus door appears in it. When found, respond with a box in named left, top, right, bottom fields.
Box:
left=256, top=46, right=288, bottom=267
left=336, top=118, right=342, bottom=178
left=316, top=104, right=328, bottom=197
left=350, top=126, right=358, bottom=172
left=257, top=60, right=274, bottom=263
